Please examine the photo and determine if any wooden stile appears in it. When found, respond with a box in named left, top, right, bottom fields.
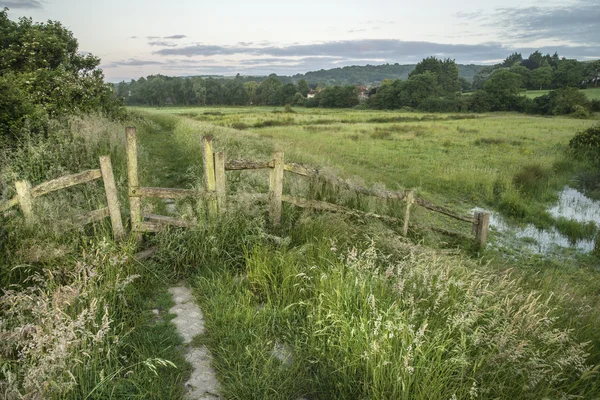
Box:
left=269, top=151, right=284, bottom=227
left=99, top=155, right=125, bottom=240
left=202, top=136, right=217, bottom=219
left=403, top=190, right=414, bottom=237
left=214, top=151, right=226, bottom=214
left=126, top=127, right=142, bottom=235
left=15, top=180, right=34, bottom=226
left=132, top=187, right=200, bottom=199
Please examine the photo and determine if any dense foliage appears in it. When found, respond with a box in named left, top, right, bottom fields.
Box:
left=0, top=8, right=123, bottom=144
left=570, top=123, right=600, bottom=165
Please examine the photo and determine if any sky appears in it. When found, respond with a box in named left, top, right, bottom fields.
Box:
left=2, top=0, right=599, bottom=82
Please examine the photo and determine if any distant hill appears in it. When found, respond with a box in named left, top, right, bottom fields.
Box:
left=285, top=63, right=487, bottom=86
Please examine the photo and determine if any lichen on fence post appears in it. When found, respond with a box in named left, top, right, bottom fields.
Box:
left=269, top=151, right=284, bottom=228
left=126, top=127, right=142, bottom=237
left=15, top=180, right=34, bottom=226
left=473, top=212, right=490, bottom=249
left=202, top=136, right=217, bottom=219
left=214, top=151, right=226, bottom=215
left=403, top=190, right=414, bottom=237
left=99, top=155, right=125, bottom=240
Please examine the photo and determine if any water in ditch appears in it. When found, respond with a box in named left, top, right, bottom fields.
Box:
left=474, top=186, right=600, bottom=255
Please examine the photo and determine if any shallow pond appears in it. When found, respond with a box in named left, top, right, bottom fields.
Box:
left=474, top=186, right=600, bottom=254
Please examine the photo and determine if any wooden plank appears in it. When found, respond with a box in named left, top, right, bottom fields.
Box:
left=31, top=169, right=102, bottom=198
left=126, top=127, right=142, bottom=235
left=0, top=196, right=19, bottom=212
left=132, top=187, right=201, bottom=199
left=134, top=246, right=158, bottom=261
left=15, top=180, right=34, bottom=226
left=283, top=163, right=318, bottom=177
left=474, top=212, right=490, bottom=249
left=202, top=136, right=217, bottom=219
left=144, top=213, right=193, bottom=228
left=403, top=190, right=414, bottom=237
left=99, top=156, right=125, bottom=240
left=139, top=221, right=161, bottom=233
left=225, top=160, right=272, bottom=171
left=269, top=151, right=284, bottom=227
left=282, top=195, right=399, bottom=224
left=214, top=152, right=226, bottom=214
left=415, top=197, right=475, bottom=224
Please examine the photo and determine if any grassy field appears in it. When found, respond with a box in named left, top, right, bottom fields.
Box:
left=133, top=106, right=599, bottom=235
left=3, top=107, right=600, bottom=399
left=128, top=108, right=600, bottom=399
left=524, top=87, right=600, bottom=100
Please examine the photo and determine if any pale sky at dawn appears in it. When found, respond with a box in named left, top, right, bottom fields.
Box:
left=2, top=0, right=599, bottom=82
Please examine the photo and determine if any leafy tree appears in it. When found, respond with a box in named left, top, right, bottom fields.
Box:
left=273, top=83, right=298, bottom=105
left=244, top=81, right=259, bottom=104
left=256, top=75, right=282, bottom=105
left=459, top=76, right=471, bottom=92
left=502, top=52, right=523, bottom=68
left=531, top=67, right=554, bottom=90
left=0, top=8, right=123, bottom=142
left=554, top=59, right=584, bottom=87
left=297, top=79, right=310, bottom=96
left=410, top=57, right=459, bottom=95
left=224, top=79, right=248, bottom=105
left=402, top=72, right=440, bottom=108
left=509, top=65, right=531, bottom=89
left=483, top=70, right=523, bottom=111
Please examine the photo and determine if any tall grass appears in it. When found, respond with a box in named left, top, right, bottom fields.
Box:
left=0, top=114, right=189, bottom=399
left=150, top=211, right=600, bottom=399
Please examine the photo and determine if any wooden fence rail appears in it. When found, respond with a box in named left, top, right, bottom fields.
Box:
left=1, top=156, right=124, bottom=239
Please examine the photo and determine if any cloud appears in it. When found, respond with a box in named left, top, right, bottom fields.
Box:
left=146, top=36, right=160, bottom=40
left=130, top=36, right=138, bottom=39
left=347, top=29, right=366, bottom=33
left=163, top=34, right=186, bottom=39
left=458, top=1, right=600, bottom=45
left=1, top=0, right=44, bottom=9
left=102, top=59, right=165, bottom=68
left=148, top=40, right=178, bottom=47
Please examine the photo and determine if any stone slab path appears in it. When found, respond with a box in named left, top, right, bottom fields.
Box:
left=169, top=286, right=221, bottom=400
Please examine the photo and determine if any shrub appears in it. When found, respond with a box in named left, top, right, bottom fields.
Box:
left=512, top=164, right=550, bottom=194
left=569, top=124, right=600, bottom=165
left=418, top=97, right=459, bottom=112
left=231, top=121, right=249, bottom=130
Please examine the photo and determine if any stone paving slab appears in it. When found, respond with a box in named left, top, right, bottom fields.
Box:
left=168, top=286, right=221, bottom=400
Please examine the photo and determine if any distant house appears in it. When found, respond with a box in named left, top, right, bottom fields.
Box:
left=307, top=89, right=319, bottom=99
left=357, top=86, right=370, bottom=102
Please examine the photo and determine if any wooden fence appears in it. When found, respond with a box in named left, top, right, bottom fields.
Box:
left=0, top=156, right=125, bottom=239
left=125, top=128, right=490, bottom=248
left=0, top=128, right=490, bottom=248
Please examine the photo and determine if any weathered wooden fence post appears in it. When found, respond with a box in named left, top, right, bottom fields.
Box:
left=99, top=155, right=125, bottom=240
left=126, top=127, right=142, bottom=236
left=15, top=180, right=34, bottom=226
left=214, top=151, right=226, bottom=215
left=269, top=151, right=284, bottom=227
left=473, top=212, right=490, bottom=249
left=402, top=190, right=414, bottom=237
left=202, top=136, right=217, bottom=219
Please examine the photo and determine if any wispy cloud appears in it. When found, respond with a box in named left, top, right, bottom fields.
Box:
left=1, top=0, right=44, bottom=9
left=148, top=40, right=178, bottom=47
left=457, top=1, right=600, bottom=45
left=102, top=59, right=165, bottom=68
left=163, top=34, right=186, bottom=39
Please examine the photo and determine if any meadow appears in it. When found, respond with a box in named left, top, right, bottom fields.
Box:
left=523, top=87, right=600, bottom=100
left=2, top=106, right=600, bottom=399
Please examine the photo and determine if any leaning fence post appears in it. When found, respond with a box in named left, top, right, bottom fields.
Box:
left=214, top=151, right=226, bottom=215
left=15, top=180, right=34, bottom=226
left=202, top=136, right=217, bottom=219
left=126, top=127, right=142, bottom=236
left=473, top=212, right=490, bottom=249
left=269, top=151, right=284, bottom=228
left=99, top=155, right=125, bottom=240
left=402, top=190, right=414, bottom=237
